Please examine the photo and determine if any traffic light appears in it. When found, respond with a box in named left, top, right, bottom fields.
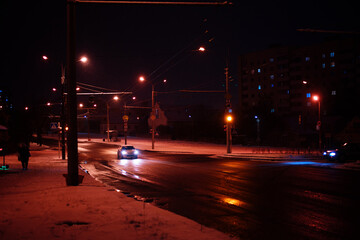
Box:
left=225, top=114, right=233, bottom=123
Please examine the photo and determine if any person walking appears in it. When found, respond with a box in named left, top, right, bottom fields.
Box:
left=18, top=143, right=31, bottom=170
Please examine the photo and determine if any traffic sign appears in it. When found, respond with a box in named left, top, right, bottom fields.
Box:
left=50, top=122, right=59, bottom=130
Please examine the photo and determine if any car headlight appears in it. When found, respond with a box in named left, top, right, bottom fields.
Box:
left=329, top=152, right=336, bottom=157
left=121, top=150, right=127, bottom=155
left=323, top=151, right=327, bottom=156
left=134, top=150, right=139, bottom=155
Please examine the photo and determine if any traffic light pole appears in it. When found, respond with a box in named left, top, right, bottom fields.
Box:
left=225, top=65, right=232, bottom=154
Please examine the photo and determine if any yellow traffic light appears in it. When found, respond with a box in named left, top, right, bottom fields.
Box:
left=226, top=115, right=233, bottom=123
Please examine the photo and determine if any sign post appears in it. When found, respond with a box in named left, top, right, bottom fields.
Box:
left=123, top=115, right=129, bottom=145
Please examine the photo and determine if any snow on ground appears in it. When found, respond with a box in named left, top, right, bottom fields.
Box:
left=78, top=136, right=360, bottom=170
left=79, top=135, right=317, bottom=156
left=0, top=143, right=234, bottom=240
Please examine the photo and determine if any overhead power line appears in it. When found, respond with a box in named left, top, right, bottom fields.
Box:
left=76, top=1, right=232, bottom=5
left=297, top=29, right=360, bottom=35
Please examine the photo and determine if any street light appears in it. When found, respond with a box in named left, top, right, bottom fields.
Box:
left=106, top=96, right=119, bottom=142
left=198, top=46, right=206, bottom=52
left=42, top=55, right=88, bottom=161
left=312, top=95, right=321, bottom=152
left=79, top=56, right=88, bottom=63
left=138, top=76, right=166, bottom=149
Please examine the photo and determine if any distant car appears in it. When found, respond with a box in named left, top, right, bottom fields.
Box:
left=117, top=145, right=139, bottom=159
left=323, top=142, right=360, bottom=162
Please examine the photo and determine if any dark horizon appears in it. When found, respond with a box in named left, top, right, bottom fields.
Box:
left=1, top=0, right=359, bottom=109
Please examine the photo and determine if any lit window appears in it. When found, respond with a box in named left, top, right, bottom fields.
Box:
left=270, top=74, right=274, bottom=80
left=331, top=90, right=336, bottom=95
left=287, top=90, right=290, bottom=94
left=330, top=52, right=335, bottom=57
left=305, top=57, right=310, bottom=61
left=322, top=63, right=326, bottom=69
left=258, top=85, right=261, bottom=90
left=257, top=68, right=261, bottom=73
left=269, top=58, right=274, bottom=62
left=306, top=93, right=311, bottom=98
left=270, top=108, right=275, bottom=113
left=271, top=83, right=274, bottom=88
left=330, top=62, right=335, bottom=67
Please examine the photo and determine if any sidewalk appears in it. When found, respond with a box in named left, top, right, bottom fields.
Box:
left=0, top=143, right=234, bottom=240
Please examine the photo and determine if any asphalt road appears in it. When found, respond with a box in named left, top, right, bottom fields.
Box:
left=78, top=142, right=360, bottom=240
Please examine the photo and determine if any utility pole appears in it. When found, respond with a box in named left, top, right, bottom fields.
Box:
left=60, top=65, right=66, bottom=160
left=123, top=103, right=128, bottom=145
left=66, top=0, right=79, bottom=186
left=151, top=84, right=155, bottom=149
left=106, top=103, right=110, bottom=142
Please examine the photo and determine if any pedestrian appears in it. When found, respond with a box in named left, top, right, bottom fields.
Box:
left=18, top=143, right=31, bottom=170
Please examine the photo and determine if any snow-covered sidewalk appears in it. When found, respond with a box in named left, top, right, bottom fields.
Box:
left=0, top=144, right=234, bottom=240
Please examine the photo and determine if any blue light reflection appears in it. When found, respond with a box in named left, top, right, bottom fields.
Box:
left=280, top=161, right=335, bottom=167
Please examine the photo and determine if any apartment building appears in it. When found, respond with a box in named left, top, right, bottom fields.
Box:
left=238, top=37, right=360, bottom=146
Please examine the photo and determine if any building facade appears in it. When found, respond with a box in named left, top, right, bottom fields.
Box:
left=238, top=37, right=360, bottom=147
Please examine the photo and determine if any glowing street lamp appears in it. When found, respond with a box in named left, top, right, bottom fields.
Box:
left=139, top=76, right=145, bottom=82
left=198, top=46, right=206, bottom=52
left=80, top=56, right=88, bottom=63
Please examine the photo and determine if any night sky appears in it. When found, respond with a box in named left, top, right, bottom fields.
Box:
left=1, top=0, right=358, bottom=109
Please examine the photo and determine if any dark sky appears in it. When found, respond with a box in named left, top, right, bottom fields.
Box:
left=1, top=0, right=359, bottom=109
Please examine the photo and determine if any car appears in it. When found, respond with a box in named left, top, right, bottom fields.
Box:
left=117, top=145, right=139, bottom=159
left=323, top=142, right=360, bottom=162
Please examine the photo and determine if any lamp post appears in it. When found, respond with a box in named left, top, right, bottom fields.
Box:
left=151, top=84, right=155, bottom=149
left=255, top=116, right=260, bottom=145
left=106, top=96, right=119, bottom=142
left=139, top=76, right=165, bottom=150
left=312, top=95, right=321, bottom=152
left=43, top=55, right=88, bottom=160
